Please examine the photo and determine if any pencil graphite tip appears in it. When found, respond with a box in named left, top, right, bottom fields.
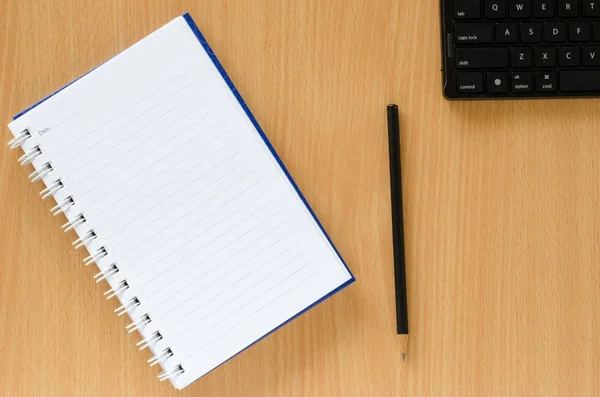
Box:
left=402, top=352, right=406, bottom=361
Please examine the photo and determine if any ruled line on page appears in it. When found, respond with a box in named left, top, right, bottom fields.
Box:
left=104, top=162, right=251, bottom=260
left=119, top=186, right=268, bottom=263
left=59, top=80, right=196, bottom=169
left=97, top=150, right=240, bottom=233
left=52, top=70, right=189, bottom=158
left=141, top=222, right=290, bottom=309
left=99, top=153, right=244, bottom=256
left=82, top=125, right=227, bottom=208
left=173, top=263, right=316, bottom=351
left=150, top=238, right=299, bottom=311
left=190, top=270, right=319, bottom=357
left=106, top=161, right=251, bottom=253
left=63, top=89, right=203, bottom=179
left=74, top=107, right=216, bottom=196
left=138, top=210, right=285, bottom=298
left=158, top=247, right=305, bottom=332
left=129, top=197, right=275, bottom=281
left=52, top=111, right=79, bottom=129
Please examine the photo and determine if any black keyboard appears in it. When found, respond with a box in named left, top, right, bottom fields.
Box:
left=441, top=0, right=600, bottom=99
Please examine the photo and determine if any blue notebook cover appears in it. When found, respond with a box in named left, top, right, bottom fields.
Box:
left=13, top=12, right=355, bottom=381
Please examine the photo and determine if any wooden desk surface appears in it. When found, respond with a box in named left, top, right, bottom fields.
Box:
left=1, top=1, right=599, bottom=396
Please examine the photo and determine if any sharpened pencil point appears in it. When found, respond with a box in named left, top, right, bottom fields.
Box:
left=402, top=352, right=406, bottom=361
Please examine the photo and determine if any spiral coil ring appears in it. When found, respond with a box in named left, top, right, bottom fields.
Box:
left=29, top=162, right=53, bottom=182
left=51, top=196, right=75, bottom=216
left=8, top=128, right=185, bottom=384
left=8, top=129, right=31, bottom=149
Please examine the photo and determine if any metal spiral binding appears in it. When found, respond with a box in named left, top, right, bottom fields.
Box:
left=7, top=129, right=31, bottom=149
left=8, top=128, right=184, bottom=384
left=73, top=230, right=97, bottom=249
left=29, top=162, right=53, bottom=182
left=83, top=246, right=107, bottom=266
left=126, top=313, right=151, bottom=333
left=158, top=365, right=185, bottom=382
left=148, top=348, right=174, bottom=367
left=115, top=297, right=141, bottom=316
left=137, top=331, right=164, bottom=351
left=19, top=145, right=43, bottom=166
left=40, top=179, right=64, bottom=199
left=61, top=213, right=86, bottom=232
left=50, top=196, right=74, bottom=216
left=104, top=280, right=130, bottom=299
left=94, top=263, right=119, bottom=283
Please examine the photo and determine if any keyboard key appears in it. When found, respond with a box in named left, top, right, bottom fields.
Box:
left=485, top=0, right=507, bottom=17
left=510, top=0, right=531, bottom=17
left=444, top=0, right=600, bottom=98
left=560, top=71, right=600, bottom=91
left=534, top=0, right=555, bottom=17
left=511, top=47, right=532, bottom=67
left=521, top=22, right=543, bottom=42
left=593, top=22, right=600, bottom=41
left=456, top=47, right=508, bottom=68
left=583, top=0, right=600, bottom=16
left=497, top=22, right=518, bottom=43
left=487, top=72, right=509, bottom=92
left=558, top=46, right=580, bottom=66
left=582, top=46, right=600, bottom=66
left=455, top=23, right=494, bottom=43
left=557, top=0, right=579, bottom=17
left=534, top=46, right=556, bottom=66
left=511, top=71, right=533, bottom=92
left=544, top=22, right=566, bottom=42
left=457, top=72, right=484, bottom=93
left=455, top=0, right=482, bottom=18
left=569, top=22, right=590, bottom=41
left=535, top=71, right=558, bottom=92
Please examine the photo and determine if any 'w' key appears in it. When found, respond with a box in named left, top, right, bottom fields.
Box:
left=510, top=0, right=530, bottom=17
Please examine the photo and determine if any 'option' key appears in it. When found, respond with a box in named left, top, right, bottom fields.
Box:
left=511, top=71, right=533, bottom=92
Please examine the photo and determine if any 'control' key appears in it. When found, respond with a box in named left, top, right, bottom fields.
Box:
left=457, top=72, right=484, bottom=93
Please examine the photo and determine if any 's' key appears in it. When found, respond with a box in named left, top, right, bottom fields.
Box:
left=456, top=47, right=508, bottom=68
left=455, top=0, right=482, bottom=18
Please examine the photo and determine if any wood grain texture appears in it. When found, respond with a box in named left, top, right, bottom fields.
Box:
left=1, top=1, right=599, bottom=396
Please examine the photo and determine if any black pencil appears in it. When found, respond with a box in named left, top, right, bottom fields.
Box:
left=386, top=104, right=409, bottom=360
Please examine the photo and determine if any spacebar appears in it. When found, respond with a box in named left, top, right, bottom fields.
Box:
left=560, top=71, right=600, bottom=91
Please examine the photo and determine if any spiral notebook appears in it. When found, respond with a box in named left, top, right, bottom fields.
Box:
left=7, top=13, right=354, bottom=389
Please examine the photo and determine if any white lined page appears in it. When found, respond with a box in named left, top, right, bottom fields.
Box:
left=8, top=15, right=352, bottom=390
